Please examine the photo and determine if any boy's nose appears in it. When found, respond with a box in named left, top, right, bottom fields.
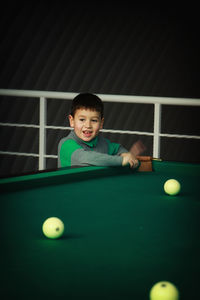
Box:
left=85, top=120, right=92, bottom=127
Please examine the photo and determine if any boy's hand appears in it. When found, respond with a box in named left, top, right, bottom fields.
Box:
left=121, top=152, right=139, bottom=168
left=129, top=140, right=146, bottom=157
left=120, top=140, right=146, bottom=168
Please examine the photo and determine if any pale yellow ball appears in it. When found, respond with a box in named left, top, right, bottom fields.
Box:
left=42, top=217, right=64, bottom=239
left=150, top=281, right=179, bottom=300
left=164, top=179, right=181, bottom=196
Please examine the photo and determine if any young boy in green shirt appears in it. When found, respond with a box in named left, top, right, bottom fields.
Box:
left=58, top=93, right=144, bottom=168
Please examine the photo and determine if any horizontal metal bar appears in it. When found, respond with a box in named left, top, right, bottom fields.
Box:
left=46, top=126, right=153, bottom=135
left=0, top=89, right=200, bottom=106
left=46, top=126, right=71, bottom=130
left=0, top=151, right=57, bottom=159
left=0, top=122, right=39, bottom=128
left=101, top=129, right=153, bottom=136
left=0, top=89, right=77, bottom=100
left=160, top=133, right=200, bottom=139
left=1, top=123, right=199, bottom=139
left=0, top=151, right=39, bottom=157
left=45, top=154, right=58, bottom=158
left=99, top=94, right=200, bottom=106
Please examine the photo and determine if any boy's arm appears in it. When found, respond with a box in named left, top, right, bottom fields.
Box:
left=59, top=138, right=145, bottom=168
left=59, top=139, right=123, bottom=167
left=71, top=148, right=123, bottom=167
left=72, top=148, right=141, bottom=169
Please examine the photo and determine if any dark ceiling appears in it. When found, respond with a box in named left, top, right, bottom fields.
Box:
left=0, top=3, right=200, bottom=97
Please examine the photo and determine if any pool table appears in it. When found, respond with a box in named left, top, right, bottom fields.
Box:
left=0, top=161, right=200, bottom=300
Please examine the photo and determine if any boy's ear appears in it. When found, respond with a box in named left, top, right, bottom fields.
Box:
left=68, top=115, right=74, bottom=127
left=100, top=117, right=104, bottom=129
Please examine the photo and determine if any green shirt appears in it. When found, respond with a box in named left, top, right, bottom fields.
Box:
left=58, top=131, right=128, bottom=168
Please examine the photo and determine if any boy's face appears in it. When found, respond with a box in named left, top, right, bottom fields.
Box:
left=69, top=108, right=104, bottom=142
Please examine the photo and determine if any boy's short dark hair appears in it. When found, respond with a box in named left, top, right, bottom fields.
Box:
left=70, top=93, right=104, bottom=118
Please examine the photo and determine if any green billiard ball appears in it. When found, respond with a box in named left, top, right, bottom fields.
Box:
left=164, top=179, right=181, bottom=196
left=150, top=281, right=179, bottom=300
left=42, top=217, right=64, bottom=239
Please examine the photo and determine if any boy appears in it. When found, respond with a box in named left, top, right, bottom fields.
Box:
left=58, top=93, right=144, bottom=168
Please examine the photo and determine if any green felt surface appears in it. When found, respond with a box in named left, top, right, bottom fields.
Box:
left=0, top=161, right=200, bottom=299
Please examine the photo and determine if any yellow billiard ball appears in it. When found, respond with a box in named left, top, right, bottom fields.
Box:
left=164, top=179, right=181, bottom=196
left=150, top=281, right=179, bottom=300
left=42, top=217, right=64, bottom=239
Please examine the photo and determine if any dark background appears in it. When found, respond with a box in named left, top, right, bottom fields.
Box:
left=0, top=3, right=200, bottom=177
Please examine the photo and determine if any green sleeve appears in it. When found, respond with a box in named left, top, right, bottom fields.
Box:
left=60, top=139, right=82, bottom=167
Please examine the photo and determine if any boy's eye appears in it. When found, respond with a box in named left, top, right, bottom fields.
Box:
left=78, top=118, right=98, bottom=122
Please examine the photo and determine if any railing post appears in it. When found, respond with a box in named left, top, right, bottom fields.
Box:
left=39, top=97, right=47, bottom=170
left=153, top=103, right=162, bottom=158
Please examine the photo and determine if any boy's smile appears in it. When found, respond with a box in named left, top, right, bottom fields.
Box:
left=69, top=108, right=104, bottom=142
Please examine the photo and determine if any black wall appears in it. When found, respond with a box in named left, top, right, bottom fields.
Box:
left=0, top=3, right=200, bottom=176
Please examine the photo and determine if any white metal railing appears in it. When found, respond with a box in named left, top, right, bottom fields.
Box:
left=0, top=89, right=200, bottom=170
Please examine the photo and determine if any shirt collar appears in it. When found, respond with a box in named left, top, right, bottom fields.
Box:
left=84, top=136, right=98, bottom=147
left=72, top=131, right=98, bottom=148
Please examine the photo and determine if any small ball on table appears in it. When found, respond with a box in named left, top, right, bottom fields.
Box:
left=164, top=179, right=181, bottom=196
left=42, top=217, right=64, bottom=239
left=150, top=281, right=179, bottom=300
